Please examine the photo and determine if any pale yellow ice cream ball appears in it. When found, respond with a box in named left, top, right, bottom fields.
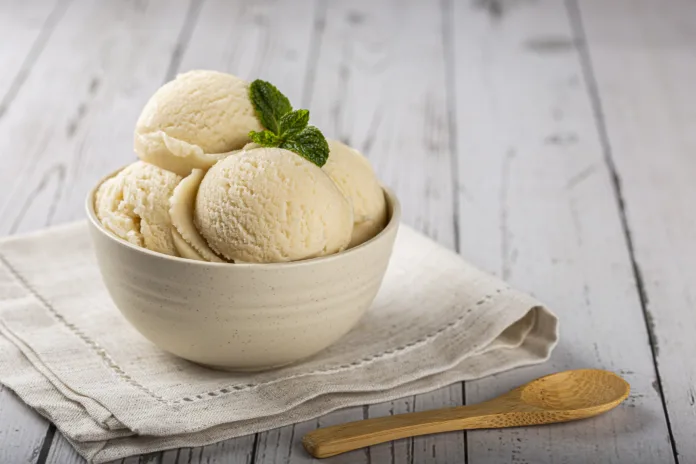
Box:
left=95, top=161, right=181, bottom=256
left=323, top=139, right=387, bottom=247
left=134, top=70, right=262, bottom=176
left=194, top=147, right=353, bottom=263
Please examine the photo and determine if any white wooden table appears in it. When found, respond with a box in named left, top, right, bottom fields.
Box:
left=0, top=0, right=692, bottom=462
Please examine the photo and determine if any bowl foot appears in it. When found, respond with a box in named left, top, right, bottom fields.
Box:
left=198, top=359, right=298, bottom=373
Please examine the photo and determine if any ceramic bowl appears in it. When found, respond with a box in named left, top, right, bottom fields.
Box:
left=85, top=169, right=401, bottom=371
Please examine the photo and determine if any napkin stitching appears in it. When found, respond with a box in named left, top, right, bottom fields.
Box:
left=0, top=252, right=169, bottom=405
left=171, top=287, right=508, bottom=404
left=0, top=250, right=508, bottom=406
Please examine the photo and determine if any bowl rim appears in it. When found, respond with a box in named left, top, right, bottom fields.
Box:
left=86, top=164, right=401, bottom=269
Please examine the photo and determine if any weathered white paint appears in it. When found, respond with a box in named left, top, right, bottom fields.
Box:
left=0, top=0, right=63, bottom=106
left=0, top=388, right=50, bottom=464
left=452, top=0, right=675, bottom=462
left=176, top=0, right=318, bottom=105
left=0, top=1, right=66, bottom=462
left=0, top=0, right=190, bottom=236
left=577, top=0, right=695, bottom=460
left=45, top=433, right=83, bottom=464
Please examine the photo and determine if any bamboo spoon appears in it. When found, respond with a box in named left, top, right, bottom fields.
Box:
left=303, top=369, right=629, bottom=458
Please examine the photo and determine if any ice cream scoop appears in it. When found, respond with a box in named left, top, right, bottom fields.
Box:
left=194, top=147, right=353, bottom=263
left=169, top=168, right=226, bottom=262
left=95, top=161, right=181, bottom=256
left=323, top=140, right=387, bottom=247
left=134, top=70, right=262, bottom=176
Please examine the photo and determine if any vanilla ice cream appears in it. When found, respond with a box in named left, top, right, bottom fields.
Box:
left=95, top=161, right=181, bottom=256
left=135, top=70, right=262, bottom=176
left=194, top=147, right=353, bottom=263
left=323, top=139, right=387, bottom=247
left=169, top=169, right=225, bottom=262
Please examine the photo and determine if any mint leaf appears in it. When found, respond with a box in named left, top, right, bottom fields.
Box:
left=247, top=80, right=329, bottom=167
left=249, top=130, right=281, bottom=147
left=279, top=126, right=329, bottom=167
left=249, top=80, right=292, bottom=134
left=279, top=109, right=310, bottom=137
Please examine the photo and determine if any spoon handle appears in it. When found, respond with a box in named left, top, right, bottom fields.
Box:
left=303, top=400, right=517, bottom=458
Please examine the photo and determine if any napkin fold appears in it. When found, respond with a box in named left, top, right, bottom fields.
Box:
left=0, top=222, right=558, bottom=463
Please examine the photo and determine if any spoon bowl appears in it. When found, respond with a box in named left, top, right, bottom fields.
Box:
left=520, top=369, right=630, bottom=411
left=303, top=369, right=630, bottom=459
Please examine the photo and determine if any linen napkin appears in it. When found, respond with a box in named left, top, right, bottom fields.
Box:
left=0, top=222, right=558, bottom=463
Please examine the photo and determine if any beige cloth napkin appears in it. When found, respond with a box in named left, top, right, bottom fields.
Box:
left=0, top=222, right=558, bottom=463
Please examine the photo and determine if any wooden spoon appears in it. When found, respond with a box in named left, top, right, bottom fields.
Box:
left=303, top=369, right=630, bottom=458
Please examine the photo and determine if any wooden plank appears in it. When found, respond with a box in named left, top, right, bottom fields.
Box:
left=307, top=0, right=457, bottom=246
left=363, top=400, right=413, bottom=463
left=44, top=432, right=83, bottom=464
left=0, top=1, right=69, bottom=462
left=575, top=0, right=694, bottom=460
left=0, top=0, right=192, bottom=462
left=451, top=0, right=675, bottom=462
left=255, top=418, right=315, bottom=464
left=0, top=0, right=191, bottom=236
left=0, top=0, right=65, bottom=114
left=254, top=0, right=462, bottom=463
left=0, top=387, right=52, bottom=464
left=169, top=438, right=256, bottom=464
left=175, top=0, right=318, bottom=105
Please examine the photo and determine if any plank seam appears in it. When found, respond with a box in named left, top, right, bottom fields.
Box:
left=163, top=0, right=206, bottom=83
left=248, top=432, right=259, bottom=464
left=300, top=0, right=327, bottom=108
left=441, top=0, right=468, bottom=462
left=0, top=0, right=72, bottom=120
left=565, top=0, right=680, bottom=462
left=35, top=424, right=56, bottom=464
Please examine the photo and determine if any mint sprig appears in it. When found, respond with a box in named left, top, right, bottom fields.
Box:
left=249, top=130, right=280, bottom=147
left=249, top=80, right=291, bottom=134
left=279, top=109, right=309, bottom=137
left=248, top=80, right=329, bottom=167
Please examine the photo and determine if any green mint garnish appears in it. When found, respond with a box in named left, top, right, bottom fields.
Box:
left=248, top=80, right=291, bottom=133
left=279, top=109, right=309, bottom=137
left=249, top=130, right=280, bottom=147
left=248, top=80, right=329, bottom=167
left=278, top=126, right=329, bottom=167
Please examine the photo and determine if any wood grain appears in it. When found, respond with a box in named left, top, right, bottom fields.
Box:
left=44, top=433, right=83, bottom=464
left=0, top=388, right=51, bottom=464
left=0, top=0, right=66, bottom=115
left=0, top=0, right=68, bottom=461
left=176, top=0, right=318, bottom=105
left=576, top=0, right=695, bottom=460
left=0, top=0, right=191, bottom=235
left=451, top=0, right=676, bottom=462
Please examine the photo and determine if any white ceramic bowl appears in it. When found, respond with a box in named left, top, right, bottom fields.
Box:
left=86, top=168, right=400, bottom=371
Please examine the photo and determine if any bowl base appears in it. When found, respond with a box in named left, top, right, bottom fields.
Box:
left=198, top=359, right=297, bottom=373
